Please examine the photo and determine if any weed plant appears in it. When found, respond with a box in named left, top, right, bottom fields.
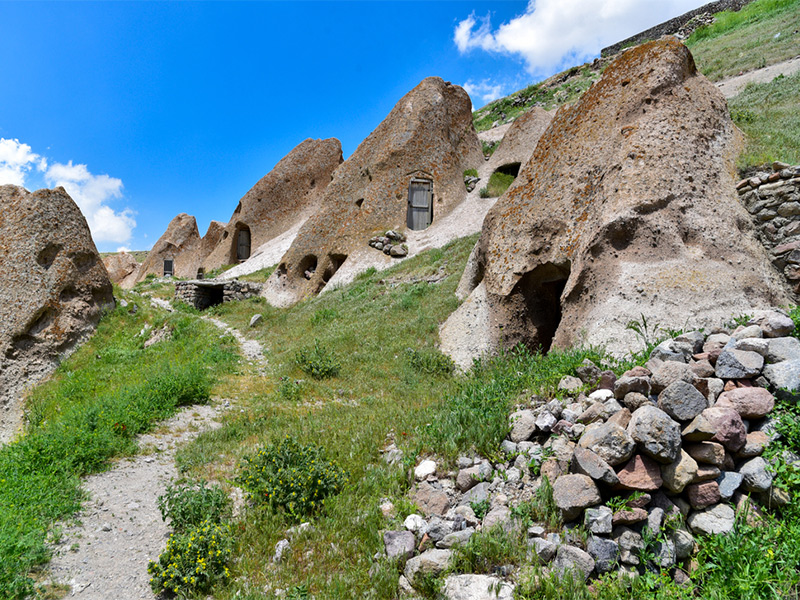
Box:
left=294, top=340, right=341, bottom=379
left=158, top=479, right=232, bottom=533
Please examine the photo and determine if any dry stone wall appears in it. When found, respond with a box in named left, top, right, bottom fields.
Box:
left=174, top=280, right=262, bottom=310
left=737, top=163, right=800, bottom=294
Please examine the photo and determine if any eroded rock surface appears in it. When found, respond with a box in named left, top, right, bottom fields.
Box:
left=102, top=251, right=140, bottom=289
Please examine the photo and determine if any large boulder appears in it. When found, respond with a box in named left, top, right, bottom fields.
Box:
left=440, top=39, right=789, bottom=368
left=204, top=138, right=342, bottom=273
left=0, top=185, right=114, bottom=441
left=486, top=107, right=553, bottom=177
left=262, top=77, right=482, bottom=307
left=102, top=251, right=140, bottom=289
left=135, top=213, right=203, bottom=281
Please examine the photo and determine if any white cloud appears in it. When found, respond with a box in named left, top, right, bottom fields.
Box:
left=45, top=160, right=136, bottom=244
left=0, top=138, right=46, bottom=187
left=454, top=0, right=707, bottom=76
left=116, top=246, right=131, bottom=253
left=463, top=80, right=507, bottom=107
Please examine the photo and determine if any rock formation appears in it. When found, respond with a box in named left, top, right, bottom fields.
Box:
left=135, top=213, right=203, bottom=281
left=0, top=185, right=114, bottom=440
left=202, top=138, right=342, bottom=273
left=262, top=77, right=482, bottom=307
left=441, top=39, right=790, bottom=369
left=486, top=107, right=553, bottom=180
left=103, top=251, right=140, bottom=289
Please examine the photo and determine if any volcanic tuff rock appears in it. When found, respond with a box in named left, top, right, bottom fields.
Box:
left=441, top=39, right=789, bottom=369
left=486, top=106, right=553, bottom=176
left=135, top=213, right=202, bottom=281
left=102, top=251, right=140, bottom=289
left=0, top=185, right=114, bottom=440
left=203, top=138, right=342, bottom=271
left=262, top=77, right=482, bottom=307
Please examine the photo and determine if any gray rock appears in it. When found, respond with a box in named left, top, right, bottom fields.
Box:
left=672, top=528, right=695, bottom=559
left=628, top=405, right=682, bottom=464
left=732, top=324, right=763, bottom=340
left=483, top=506, right=512, bottom=530
left=529, top=537, right=557, bottom=563
left=584, top=506, right=613, bottom=535
left=576, top=360, right=601, bottom=384
left=459, top=483, right=490, bottom=509
left=651, top=539, right=676, bottom=569
left=536, top=410, right=558, bottom=433
left=273, top=538, right=290, bottom=563
left=658, top=380, right=708, bottom=421
left=715, top=349, right=764, bottom=379
left=437, top=528, right=475, bottom=549
left=749, top=310, right=795, bottom=338
left=249, top=313, right=263, bottom=327
left=572, top=446, right=619, bottom=486
left=687, top=503, right=735, bottom=535
left=587, top=536, right=619, bottom=573
left=735, top=337, right=769, bottom=356
left=442, top=574, right=514, bottom=600
left=645, top=507, right=664, bottom=536
left=622, top=392, right=651, bottom=412
left=763, top=360, right=800, bottom=401
left=509, top=410, right=537, bottom=443
left=660, top=449, right=699, bottom=493
left=615, top=528, right=644, bottom=565
left=501, top=440, right=518, bottom=455
left=404, top=549, right=453, bottom=585
left=715, top=471, right=743, bottom=500
left=675, top=331, right=705, bottom=354
left=614, top=375, right=651, bottom=400
left=577, top=421, right=635, bottom=466
left=552, top=545, right=595, bottom=581
left=384, top=530, right=416, bottom=560
left=552, top=474, right=602, bottom=522
left=404, top=514, right=427, bottom=533
left=558, top=375, right=584, bottom=392
left=426, top=517, right=455, bottom=542
left=739, top=457, right=774, bottom=492
left=456, top=466, right=481, bottom=492
left=765, top=336, right=800, bottom=363
left=651, top=361, right=697, bottom=394
left=650, top=339, right=693, bottom=363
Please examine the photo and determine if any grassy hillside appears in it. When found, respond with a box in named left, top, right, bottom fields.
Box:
left=99, top=250, right=149, bottom=263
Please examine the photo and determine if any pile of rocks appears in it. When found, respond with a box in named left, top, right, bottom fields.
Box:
left=174, top=279, right=263, bottom=310
left=737, top=163, right=800, bottom=293
left=384, top=309, right=798, bottom=596
left=464, top=174, right=480, bottom=192
left=368, top=230, right=409, bottom=258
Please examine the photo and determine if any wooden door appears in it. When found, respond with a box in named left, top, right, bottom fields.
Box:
left=163, top=259, right=174, bottom=276
left=237, top=229, right=251, bottom=260
left=407, top=180, right=433, bottom=230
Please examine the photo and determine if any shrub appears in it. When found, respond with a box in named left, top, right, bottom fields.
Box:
left=463, top=168, right=479, bottom=178
left=236, top=436, right=348, bottom=521
left=405, top=347, right=454, bottom=377
left=148, top=520, right=233, bottom=597
left=294, top=340, right=341, bottom=379
left=157, top=480, right=231, bottom=533
left=277, top=377, right=303, bottom=402
left=478, top=187, right=490, bottom=198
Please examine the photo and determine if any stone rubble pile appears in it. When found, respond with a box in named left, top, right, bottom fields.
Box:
left=737, top=163, right=800, bottom=294
left=368, top=230, right=409, bottom=258
left=174, top=279, right=263, bottom=310
left=463, top=175, right=480, bottom=193
left=382, top=309, right=798, bottom=597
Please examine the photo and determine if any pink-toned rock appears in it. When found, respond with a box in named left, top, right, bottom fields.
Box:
left=616, top=454, right=663, bottom=491
left=693, top=465, right=721, bottom=482
left=703, top=407, right=747, bottom=452
left=684, top=442, right=726, bottom=466
left=736, top=431, right=768, bottom=458
left=413, top=482, right=451, bottom=516
left=686, top=481, right=721, bottom=509
left=715, top=388, right=775, bottom=419
left=612, top=507, right=648, bottom=525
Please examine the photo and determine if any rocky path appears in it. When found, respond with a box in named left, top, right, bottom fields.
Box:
left=716, top=55, right=800, bottom=98
left=48, top=308, right=263, bottom=598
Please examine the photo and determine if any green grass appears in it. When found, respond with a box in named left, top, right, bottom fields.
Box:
left=99, top=250, right=149, bottom=263
left=485, top=171, right=516, bottom=198
left=0, top=296, right=237, bottom=598
left=686, top=0, right=800, bottom=81
left=729, top=71, right=800, bottom=167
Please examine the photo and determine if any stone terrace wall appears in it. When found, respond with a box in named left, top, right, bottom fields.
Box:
left=601, top=0, right=754, bottom=57
left=738, top=164, right=800, bottom=295
left=175, top=280, right=263, bottom=310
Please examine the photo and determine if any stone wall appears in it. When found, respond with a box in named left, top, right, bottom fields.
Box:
left=737, top=164, right=800, bottom=295
left=601, top=0, right=754, bottom=57
left=174, top=280, right=263, bottom=310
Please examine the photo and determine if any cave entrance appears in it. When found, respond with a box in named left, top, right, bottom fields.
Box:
left=236, top=225, right=251, bottom=261
left=195, top=283, right=225, bottom=310
left=505, top=262, right=571, bottom=354
left=163, top=259, right=174, bottom=277
left=407, top=178, right=433, bottom=231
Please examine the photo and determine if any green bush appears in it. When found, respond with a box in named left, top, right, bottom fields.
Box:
left=157, top=480, right=231, bottom=533
left=478, top=187, right=490, bottom=198
left=405, top=347, right=454, bottom=377
left=236, top=436, right=348, bottom=521
left=277, top=376, right=303, bottom=402
left=463, top=168, right=479, bottom=178
left=294, top=339, right=341, bottom=379
left=148, top=520, right=233, bottom=597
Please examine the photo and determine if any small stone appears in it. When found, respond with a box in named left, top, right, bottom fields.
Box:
left=577, top=421, right=635, bottom=466
left=761, top=485, right=791, bottom=508
left=651, top=362, right=697, bottom=394
left=552, top=545, right=595, bottom=581
left=689, top=359, right=716, bottom=378
left=598, top=370, right=617, bottom=390
left=509, top=410, right=536, bottom=443
left=456, top=466, right=481, bottom=492
left=739, top=457, right=774, bottom=492
left=614, top=376, right=651, bottom=400
left=617, top=454, right=663, bottom=491
left=715, top=471, right=743, bottom=500
left=765, top=337, right=800, bottom=363
left=658, top=381, right=708, bottom=421
left=606, top=407, right=632, bottom=429
left=415, top=459, right=437, bottom=481
left=384, top=531, right=416, bottom=560
left=584, top=506, right=613, bottom=535
left=588, top=388, right=615, bottom=402
left=483, top=505, right=512, bottom=530
left=715, top=388, right=775, bottom=419
left=687, top=503, right=735, bottom=535
left=612, top=507, right=648, bottom=526
left=651, top=339, right=693, bottom=363
left=737, top=431, right=768, bottom=458
left=571, top=446, right=619, bottom=486
left=249, top=313, right=263, bottom=327
left=437, top=528, right=475, bottom=549
left=660, top=449, right=698, bottom=494
left=732, top=324, right=763, bottom=340
left=686, top=481, right=721, bottom=509
left=500, top=440, right=517, bottom=455
left=558, top=375, right=584, bottom=392
left=404, top=514, right=427, bottom=533
left=615, top=528, right=644, bottom=565
left=622, top=392, right=650, bottom=412
left=404, top=549, right=452, bottom=585
left=442, top=574, right=514, bottom=600
left=413, top=482, right=450, bottom=516
left=552, top=474, right=601, bottom=522
left=380, top=501, right=396, bottom=518
left=685, top=442, right=726, bottom=466
left=535, top=410, right=558, bottom=433
left=703, top=407, right=747, bottom=451
left=529, top=537, right=557, bottom=563
left=273, top=538, right=290, bottom=562
left=577, top=402, right=605, bottom=425
left=600, top=399, right=624, bottom=420
left=672, top=528, right=694, bottom=560
left=586, top=536, right=619, bottom=574
left=577, top=360, right=602, bottom=384
left=762, top=360, right=800, bottom=401
left=735, top=337, right=769, bottom=355
left=682, top=412, right=716, bottom=442
left=749, top=310, right=795, bottom=338
left=645, top=507, right=664, bottom=535
left=426, top=517, right=455, bottom=542
left=628, top=405, right=682, bottom=464
left=715, top=349, right=764, bottom=379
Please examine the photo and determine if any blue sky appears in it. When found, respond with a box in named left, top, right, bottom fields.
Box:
left=0, top=0, right=705, bottom=252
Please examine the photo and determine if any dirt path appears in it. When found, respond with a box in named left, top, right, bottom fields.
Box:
left=716, top=55, right=800, bottom=98
left=47, top=309, right=262, bottom=598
